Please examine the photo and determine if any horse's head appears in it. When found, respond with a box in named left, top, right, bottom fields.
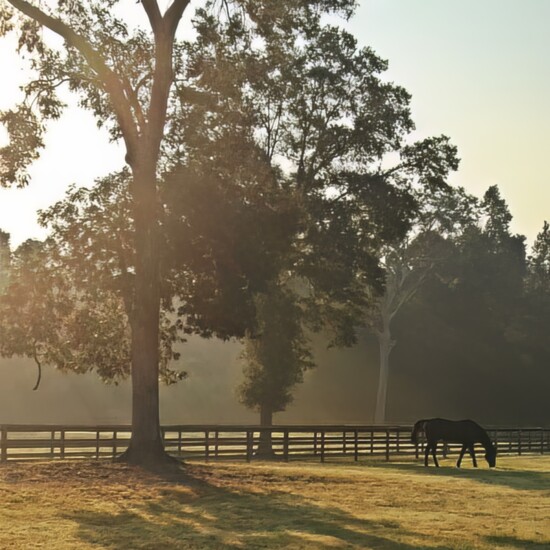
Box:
left=485, top=444, right=497, bottom=468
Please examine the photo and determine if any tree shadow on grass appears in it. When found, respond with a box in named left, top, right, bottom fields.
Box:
left=65, top=472, right=450, bottom=550
left=361, top=459, right=550, bottom=492
left=485, top=535, right=550, bottom=549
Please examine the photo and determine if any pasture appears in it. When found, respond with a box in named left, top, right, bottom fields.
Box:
left=0, top=456, right=548, bottom=549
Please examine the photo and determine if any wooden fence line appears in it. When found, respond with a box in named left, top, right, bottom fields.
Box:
left=0, top=424, right=548, bottom=463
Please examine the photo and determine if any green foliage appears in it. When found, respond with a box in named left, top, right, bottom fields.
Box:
left=37, top=173, right=186, bottom=384
left=163, top=164, right=301, bottom=340
left=528, top=220, right=550, bottom=295
left=0, top=173, right=186, bottom=387
left=482, top=185, right=514, bottom=243
left=382, top=185, right=550, bottom=425
left=0, top=106, right=44, bottom=187
left=237, top=288, right=314, bottom=413
left=183, top=2, right=464, bottom=419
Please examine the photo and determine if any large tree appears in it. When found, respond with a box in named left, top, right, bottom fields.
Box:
left=180, top=12, right=455, bottom=434
left=0, top=0, right=358, bottom=466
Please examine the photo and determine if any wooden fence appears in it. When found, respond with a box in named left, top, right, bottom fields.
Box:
left=1, top=424, right=549, bottom=463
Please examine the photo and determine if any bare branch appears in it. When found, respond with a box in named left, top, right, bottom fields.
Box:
left=32, top=343, right=42, bottom=391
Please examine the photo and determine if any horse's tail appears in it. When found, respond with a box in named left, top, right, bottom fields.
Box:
left=411, top=419, right=427, bottom=445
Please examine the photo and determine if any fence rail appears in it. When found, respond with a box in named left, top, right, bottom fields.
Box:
left=0, top=424, right=549, bottom=463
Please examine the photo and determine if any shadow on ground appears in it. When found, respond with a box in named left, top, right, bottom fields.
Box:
left=65, top=469, right=449, bottom=550
left=485, top=535, right=550, bottom=549
left=362, top=459, right=550, bottom=492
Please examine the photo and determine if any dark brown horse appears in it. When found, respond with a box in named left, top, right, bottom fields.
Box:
left=411, top=418, right=497, bottom=468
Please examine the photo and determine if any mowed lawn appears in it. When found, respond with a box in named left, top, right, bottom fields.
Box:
left=0, top=456, right=548, bottom=549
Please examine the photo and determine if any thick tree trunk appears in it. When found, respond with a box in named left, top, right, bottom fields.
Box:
left=374, top=322, right=394, bottom=424
left=118, top=164, right=176, bottom=469
left=256, top=404, right=276, bottom=458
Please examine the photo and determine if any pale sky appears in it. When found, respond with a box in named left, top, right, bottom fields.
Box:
left=0, top=0, right=549, bottom=246
left=351, top=0, right=550, bottom=244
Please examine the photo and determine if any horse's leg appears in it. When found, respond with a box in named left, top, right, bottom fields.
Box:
left=457, top=444, right=467, bottom=468
left=424, top=444, right=431, bottom=467
left=431, top=443, right=439, bottom=467
left=468, top=446, right=478, bottom=467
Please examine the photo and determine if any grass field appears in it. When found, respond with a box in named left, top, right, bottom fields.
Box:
left=0, top=456, right=548, bottom=549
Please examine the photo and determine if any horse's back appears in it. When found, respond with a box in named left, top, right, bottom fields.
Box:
left=423, top=418, right=485, bottom=444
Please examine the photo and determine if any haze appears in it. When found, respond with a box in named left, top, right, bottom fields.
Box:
left=0, top=0, right=548, bottom=425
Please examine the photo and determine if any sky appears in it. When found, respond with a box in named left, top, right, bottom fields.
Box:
left=0, top=0, right=549, bottom=246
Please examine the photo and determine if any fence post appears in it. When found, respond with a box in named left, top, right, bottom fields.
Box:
left=370, top=430, right=374, bottom=455
left=246, top=430, right=253, bottom=463
left=540, top=429, right=544, bottom=455
left=354, top=429, right=358, bottom=462
left=178, top=430, right=182, bottom=457
left=518, top=430, right=522, bottom=456
left=60, top=430, right=65, bottom=459
left=385, top=430, right=390, bottom=462
left=283, top=430, right=289, bottom=462
left=51, top=430, right=55, bottom=458
left=343, top=431, right=346, bottom=455
left=205, top=431, right=210, bottom=462
left=313, top=432, right=318, bottom=456
left=320, top=430, right=325, bottom=463
left=112, top=430, right=117, bottom=458
left=96, top=430, right=100, bottom=459
left=1, top=427, right=7, bottom=462
left=396, top=429, right=400, bottom=454
left=215, top=431, right=219, bottom=459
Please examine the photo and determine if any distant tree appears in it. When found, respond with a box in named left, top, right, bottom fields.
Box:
left=386, top=185, right=534, bottom=424
left=0, top=239, right=86, bottom=391
left=467, top=185, right=527, bottom=307
left=528, top=221, right=550, bottom=296
left=369, top=184, right=477, bottom=423
left=237, top=289, right=314, bottom=456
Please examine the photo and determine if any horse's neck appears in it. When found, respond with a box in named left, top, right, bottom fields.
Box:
left=478, top=429, right=493, bottom=450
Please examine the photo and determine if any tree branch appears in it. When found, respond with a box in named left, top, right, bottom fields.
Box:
left=141, top=0, right=191, bottom=164
left=164, top=0, right=192, bottom=37
left=7, top=0, right=140, bottom=158
left=141, top=0, right=162, bottom=35
left=122, top=75, right=147, bottom=133
left=32, top=343, right=42, bottom=391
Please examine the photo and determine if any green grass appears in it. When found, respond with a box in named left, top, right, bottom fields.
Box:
left=0, top=456, right=548, bottom=549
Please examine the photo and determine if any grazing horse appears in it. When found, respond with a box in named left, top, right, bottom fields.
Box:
left=411, top=418, right=497, bottom=468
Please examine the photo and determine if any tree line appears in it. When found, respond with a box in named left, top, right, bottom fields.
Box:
left=0, top=1, right=546, bottom=466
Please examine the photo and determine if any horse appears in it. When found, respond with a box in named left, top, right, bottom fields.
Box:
left=411, top=418, right=497, bottom=468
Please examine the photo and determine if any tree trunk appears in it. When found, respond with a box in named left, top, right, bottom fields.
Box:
left=256, top=404, right=276, bottom=458
left=118, top=164, right=176, bottom=469
left=374, top=322, right=394, bottom=424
